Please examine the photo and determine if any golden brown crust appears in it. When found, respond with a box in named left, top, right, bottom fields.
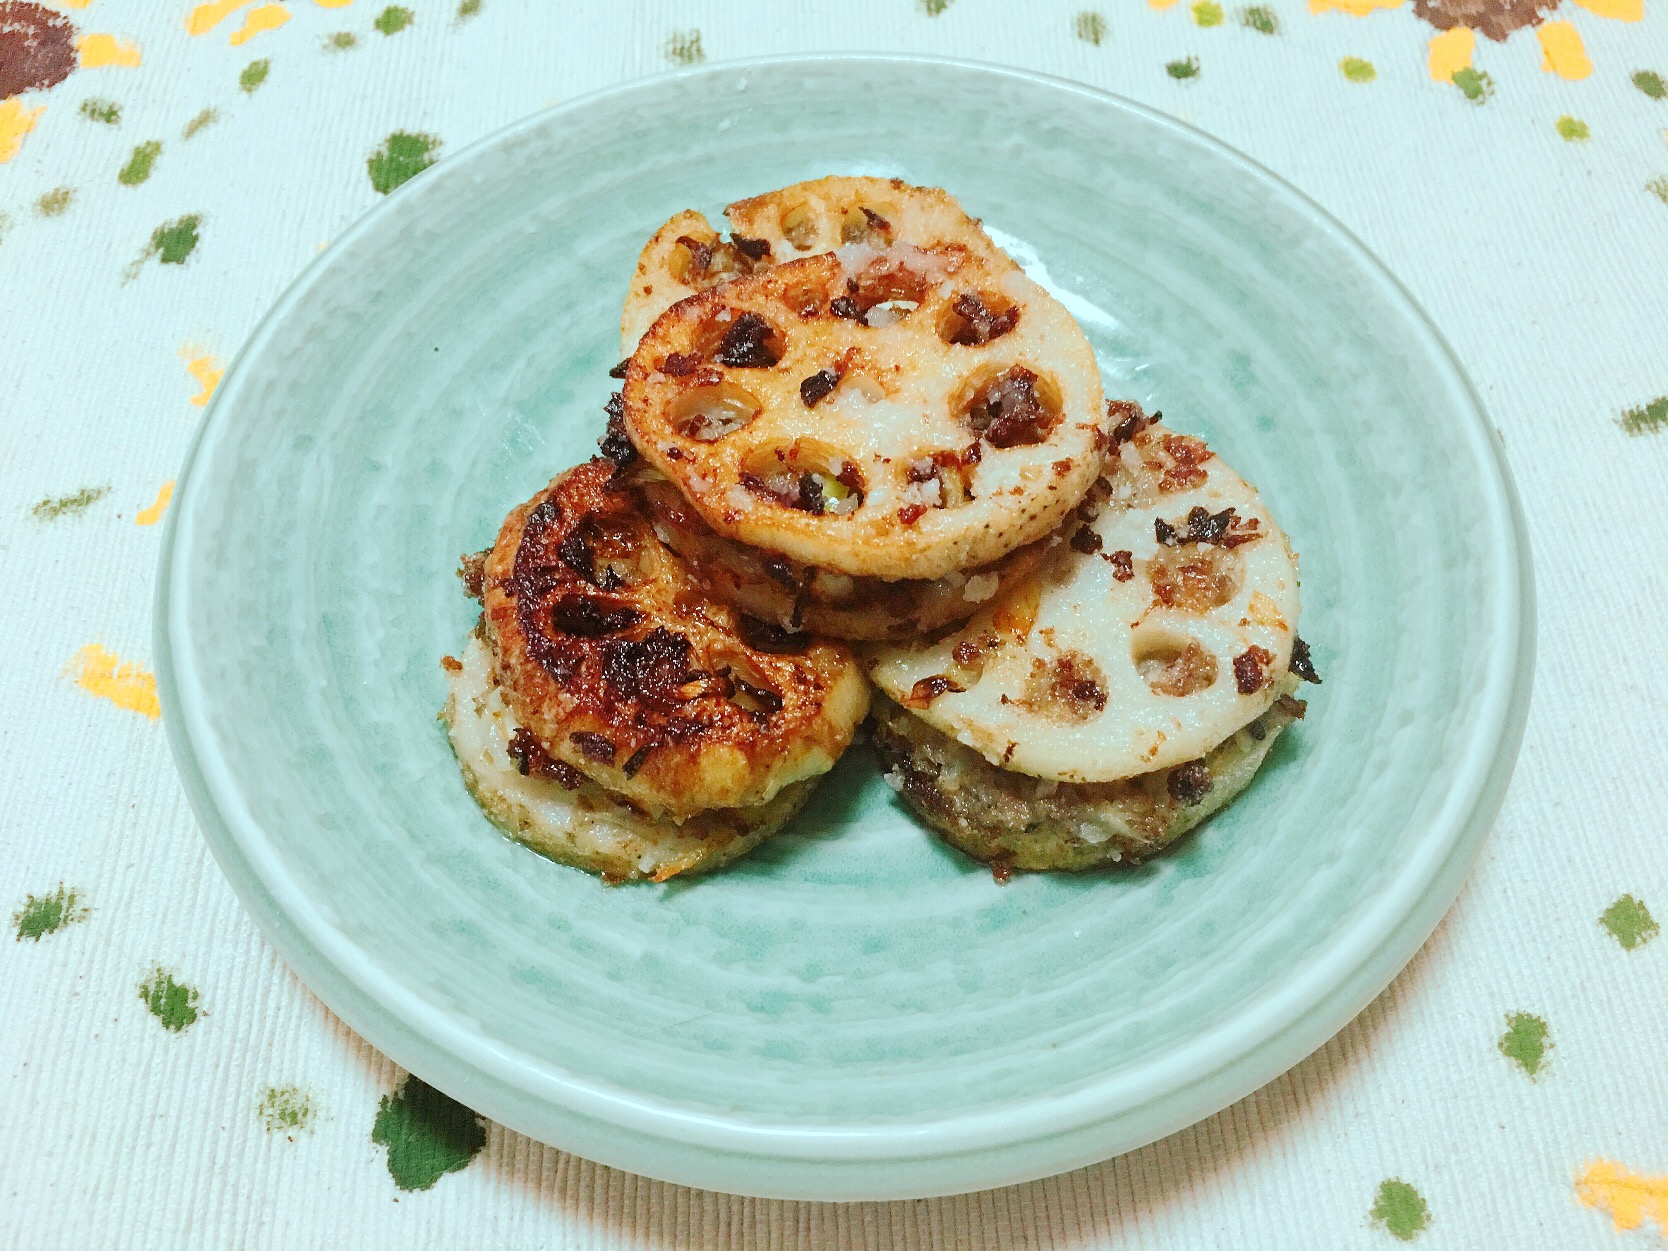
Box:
left=480, top=459, right=870, bottom=820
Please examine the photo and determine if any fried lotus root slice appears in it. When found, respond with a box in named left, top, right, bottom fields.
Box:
left=444, top=633, right=818, bottom=882
left=873, top=687, right=1304, bottom=872
left=479, top=459, right=870, bottom=821
left=619, top=177, right=1018, bottom=358
left=622, top=249, right=1107, bottom=581
left=631, top=470, right=1066, bottom=641
left=867, top=415, right=1302, bottom=783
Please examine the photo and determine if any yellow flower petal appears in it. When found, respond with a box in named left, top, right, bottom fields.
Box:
left=1571, top=0, right=1641, bottom=19
left=314, top=0, right=354, bottom=7
left=1427, top=27, right=1473, bottom=81
left=1538, top=21, right=1592, bottom=80
left=1148, top=0, right=1179, bottom=9
left=183, top=354, right=223, bottom=406
left=1575, top=1160, right=1668, bottom=1234
left=135, top=481, right=174, bottom=527
left=228, top=3, right=290, bottom=46
left=1309, top=0, right=1402, bottom=14
left=75, top=33, right=142, bottom=67
left=186, top=0, right=252, bottom=35
left=67, top=645, right=160, bottom=719
left=0, top=99, right=45, bottom=165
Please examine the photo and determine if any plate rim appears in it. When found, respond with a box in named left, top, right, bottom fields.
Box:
left=155, top=52, right=1536, bottom=1199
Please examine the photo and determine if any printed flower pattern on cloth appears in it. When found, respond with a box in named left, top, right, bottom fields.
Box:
left=1, top=0, right=1664, bottom=1244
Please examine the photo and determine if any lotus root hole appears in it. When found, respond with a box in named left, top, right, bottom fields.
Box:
left=740, top=443, right=866, bottom=517
left=847, top=263, right=932, bottom=327
left=901, top=451, right=978, bottom=511
left=1133, top=632, right=1220, bottom=698
left=1146, top=545, right=1244, bottom=613
left=1017, top=652, right=1108, bottom=723
left=718, top=653, right=785, bottom=717
left=840, top=202, right=897, bottom=245
left=672, top=383, right=763, bottom=442
left=937, top=292, right=1020, bottom=346
left=780, top=204, right=817, bottom=251
left=957, top=365, right=1063, bottom=449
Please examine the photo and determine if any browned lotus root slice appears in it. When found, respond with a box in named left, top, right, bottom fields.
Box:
left=630, top=469, right=1067, bottom=641
left=868, top=412, right=1303, bottom=783
left=478, top=459, right=870, bottom=820
left=443, top=633, right=819, bottom=882
left=619, top=177, right=1015, bottom=358
left=872, top=686, right=1305, bottom=872
left=621, top=249, right=1107, bottom=581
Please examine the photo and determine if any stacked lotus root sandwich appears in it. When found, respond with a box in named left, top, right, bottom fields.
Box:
left=443, top=177, right=1319, bottom=883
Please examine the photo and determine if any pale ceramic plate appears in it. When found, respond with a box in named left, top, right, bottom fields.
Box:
left=156, top=56, right=1533, bottom=1200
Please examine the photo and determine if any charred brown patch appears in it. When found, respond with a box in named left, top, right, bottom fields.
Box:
left=458, top=550, right=488, bottom=599
left=598, top=391, right=636, bottom=467
left=800, top=368, right=840, bottom=407
left=1233, top=645, right=1276, bottom=695
left=599, top=625, right=695, bottom=708
left=508, top=727, right=584, bottom=788
left=1156, top=505, right=1262, bottom=550
left=1107, top=400, right=1154, bottom=450
left=1166, top=760, right=1212, bottom=805
left=1153, top=433, right=1212, bottom=493
left=716, top=312, right=782, bottom=368
left=737, top=615, right=808, bottom=653
left=902, top=674, right=966, bottom=709
left=551, top=595, right=643, bottom=637
left=1290, top=636, right=1321, bottom=684
left=940, top=292, right=1020, bottom=346
left=570, top=730, right=617, bottom=765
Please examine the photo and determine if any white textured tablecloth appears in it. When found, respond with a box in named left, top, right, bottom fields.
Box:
left=5, top=0, right=1668, bottom=1245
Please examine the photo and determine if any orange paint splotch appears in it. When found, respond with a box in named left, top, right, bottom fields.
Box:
left=135, top=481, right=174, bottom=526
left=1427, top=27, right=1473, bottom=81
left=314, top=0, right=353, bottom=7
left=0, top=99, right=45, bottom=164
left=1572, top=0, right=1641, bottom=19
left=1538, top=21, right=1592, bottom=79
left=53, top=0, right=92, bottom=7
left=1576, top=1160, right=1668, bottom=1235
left=76, top=33, right=142, bottom=67
left=1309, top=0, right=1402, bottom=13
left=187, top=0, right=253, bottom=36
left=228, top=3, right=289, bottom=44
left=67, top=645, right=160, bottom=719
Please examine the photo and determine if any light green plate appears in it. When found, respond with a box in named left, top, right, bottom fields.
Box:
left=157, top=57, right=1533, bottom=1200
